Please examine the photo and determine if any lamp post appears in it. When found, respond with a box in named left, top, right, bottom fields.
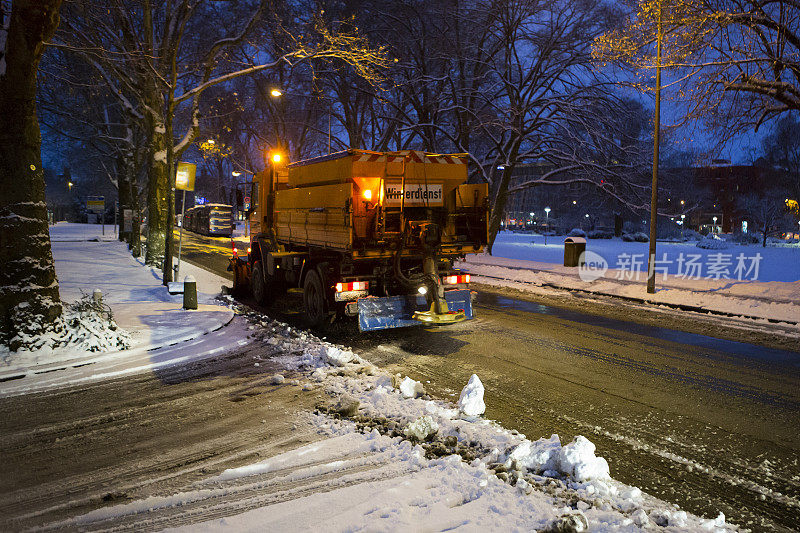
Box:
left=544, top=207, right=551, bottom=245
left=646, top=0, right=664, bottom=295
left=680, top=213, right=685, bottom=239
left=712, top=216, right=717, bottom=234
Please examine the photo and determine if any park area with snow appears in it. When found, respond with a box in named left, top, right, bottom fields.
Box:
left=1, top=223, right=740, bottom=530
left=458, top=231, right=800, bottom=325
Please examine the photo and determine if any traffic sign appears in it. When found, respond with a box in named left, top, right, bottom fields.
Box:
left=87, top=196, right=105, bottom=213
left=176, top=162, right=196, bottom=191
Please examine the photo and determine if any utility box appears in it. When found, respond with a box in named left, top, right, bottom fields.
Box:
left=564, top=237, right=586, bottom=267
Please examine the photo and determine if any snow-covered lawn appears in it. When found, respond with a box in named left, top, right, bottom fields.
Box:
left=458, top=232, right=800, bottom=325
left=493, top=232, right=800, bottom=282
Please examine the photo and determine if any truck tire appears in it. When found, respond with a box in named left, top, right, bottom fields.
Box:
left=303, top=269, right=327, bottom=328
left=252, top=261, right=269, bottom=305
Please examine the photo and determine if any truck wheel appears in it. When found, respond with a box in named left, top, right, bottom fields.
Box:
left=252, top=261, right=269, bottom=305
left=303, top=270, right=327, bottom=328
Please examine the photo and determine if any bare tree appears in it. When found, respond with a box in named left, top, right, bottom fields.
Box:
left=593, top=0, right=800, bottom=137
left=739, top=189, right=796, bottom=246
left=762, top=114, right=800, bottom=203
left=55, top=1, right=388, bottom=284
left=0, top=0, right=64, bottom=346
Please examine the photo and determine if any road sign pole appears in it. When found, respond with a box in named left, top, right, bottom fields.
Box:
left=177, top=189, right=186, bottom=280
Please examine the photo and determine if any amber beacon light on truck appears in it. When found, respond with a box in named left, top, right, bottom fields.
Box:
left=229, top=149, right=489, bottom=332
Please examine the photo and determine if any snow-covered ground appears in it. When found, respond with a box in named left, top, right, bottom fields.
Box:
left=493, top=232, right=800, bottom=282
left=0, top=223, right=234, bottom=376
left=3, top=224, right=769, bottom=530
left=57, top=314, right=736, bottom=532
left=458, top=232, right=800, bottom=325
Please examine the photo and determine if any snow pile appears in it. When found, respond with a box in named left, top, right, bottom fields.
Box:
left=404, top=415, right=439, bottom=440
left=458, top=373, right=486, bottom=416
left=269, top=355, right=733, bottom=532
left=506, top=435, right=609, bottom=482
left=399, top=376, right=425, bottom=398
left=299, top=343, right=358, bottom=368
left=558, top=435, right=611, bottom=481
left=508, top=434, right=561, bottom=473
left=697, top=236, right=729, bottom=249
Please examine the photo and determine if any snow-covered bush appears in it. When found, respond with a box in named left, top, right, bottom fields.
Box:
left=681, top=229, right=702, bottom=241
left=622, top=221, right=641, bottom=234
left=696, top=236, right=729, bottom=249
left=622, top=232, right=649, bottom=242
left=3, top=293, right=131, bottom=354
left=567, top=228, right=586, bottom=237
left=587, top=229, right=613, bottom=239
left=731, top=232, right=760, bottom=244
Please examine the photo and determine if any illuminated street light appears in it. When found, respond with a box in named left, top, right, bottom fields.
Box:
left=231, top=171, right=241, bottom=177
left=270, top=88, right=283, bottom=98
left=272, top=152, right=282, bottom=164
left=544, top=207, right=551, bottom=245
left=207, top=139, right=215, bottom=145
left=68, top=181, right=73, bottom=191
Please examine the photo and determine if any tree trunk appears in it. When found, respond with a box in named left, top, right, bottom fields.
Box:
left=0, top=0, right=64, bottom=346
left=162, top=110, right=175, bottom=284
left=486, top=145, right=520, bottom=254
left=117, top=155, right=129, bottom=243
left=145, top=118, right=169, bottom=267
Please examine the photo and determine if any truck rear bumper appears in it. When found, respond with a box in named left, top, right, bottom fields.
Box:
left=357, top=289, right=473, bottom=332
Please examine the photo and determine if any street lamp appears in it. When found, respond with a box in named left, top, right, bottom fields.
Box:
left=712, top=216, right=718, bottom=234
left=544, top=207, right=551, bottom=245
left=680, top=214, right=685, bottom=239
left=270, top=88, right=283, bottom=98
left=231, top=171, right=241, bottom=177
left=68, top=181, right=73, bottom=192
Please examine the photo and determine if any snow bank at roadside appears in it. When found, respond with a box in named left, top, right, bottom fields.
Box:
left=458, top=256, right=800, bottom=325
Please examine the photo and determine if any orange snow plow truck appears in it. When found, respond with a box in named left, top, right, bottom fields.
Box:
left=229, top=149, right=489, bottom=331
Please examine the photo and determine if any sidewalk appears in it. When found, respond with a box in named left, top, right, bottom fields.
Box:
left=0, top=223, right=234, bottom=376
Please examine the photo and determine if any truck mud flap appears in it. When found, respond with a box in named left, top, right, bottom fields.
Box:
left=357, top=289, right=473, bottom=332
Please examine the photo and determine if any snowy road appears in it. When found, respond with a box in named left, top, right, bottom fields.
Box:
left=325, top=289, right=799, bottom=532
left=0, top=330, right=327, bottom=531
left=174, top=229, right=799, bottom=530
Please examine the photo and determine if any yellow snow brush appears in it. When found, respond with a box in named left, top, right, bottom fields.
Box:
left=412, top=302, right=467, bottom=325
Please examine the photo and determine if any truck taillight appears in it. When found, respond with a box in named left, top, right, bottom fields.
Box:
left=336, top=281, right=369, bottom=292
left=443, top=274, right=470, bottom=285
